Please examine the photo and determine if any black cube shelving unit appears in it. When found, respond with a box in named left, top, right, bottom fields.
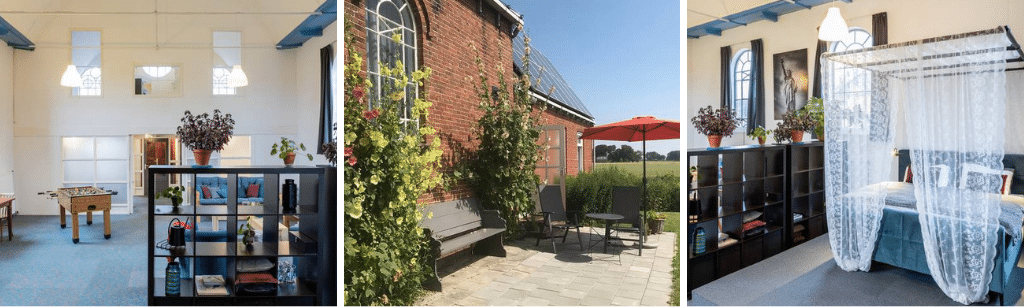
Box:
left=787, top=142, right=827, bottom=248
left=686, top=144, right=787, bottom=296
left=147, top=165, right=336, bottom=306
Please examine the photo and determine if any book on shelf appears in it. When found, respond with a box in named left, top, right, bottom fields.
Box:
left=195, top=275, right=229, bottom=296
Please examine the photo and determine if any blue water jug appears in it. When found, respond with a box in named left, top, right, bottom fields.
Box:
left=166, top=261, right=181, bottom=296
left=694, top=227, right=706, bottom=254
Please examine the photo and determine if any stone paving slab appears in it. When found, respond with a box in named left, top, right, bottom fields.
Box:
left=415, top=228, right=677, bottom=306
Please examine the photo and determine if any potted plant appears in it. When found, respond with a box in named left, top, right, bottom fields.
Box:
left=748, top=126, right=772, bottom=146
left=271, top=137, right=314, bottom=166
left=646, top=211, right=668, bottom=235
left=157, top=186, right=184, bottom=209
left=801, top=97, right=825, bottom=141
left=772, top=126, right=791, bottom=144
left=176, top=110, right=235, bottom=166
left=780, top=109, right=815, bottom=143
left=237, top=216, right=256, bottom=252
left=690, top=106, right=740, bottom=148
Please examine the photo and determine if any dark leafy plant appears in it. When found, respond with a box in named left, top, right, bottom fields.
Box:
left=176, top=110, right=235, bottom=151
left=156, top=186, right=183, bottom=206
left=343, top=23, right=441, bottom=306
left=780, top=109, right=816, bottom=132
left=322, top=142, right=337, bottom=165
left=690, top=106, right=740, bottom=137
left=800, top=97, right=825, bottom=136
left=772, top=126, right=791, bottom=144
left=271, top=137, right=314, bottom=161
left=465, top=34, right=545, bottom=240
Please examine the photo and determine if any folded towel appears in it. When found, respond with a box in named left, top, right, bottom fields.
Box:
left=742, top=220, right=766, bottom=232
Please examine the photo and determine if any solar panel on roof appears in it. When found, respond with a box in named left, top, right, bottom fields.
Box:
left=512, top=35, right=594, bottom=120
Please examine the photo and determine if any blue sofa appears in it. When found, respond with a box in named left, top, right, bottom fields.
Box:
left=196, top=177, right=265, bottom=205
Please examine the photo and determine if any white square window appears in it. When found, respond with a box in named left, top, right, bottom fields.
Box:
left=71, top=31, right=101, bottom=96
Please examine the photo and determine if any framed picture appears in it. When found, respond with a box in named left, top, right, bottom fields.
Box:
left=773, top=49, right=808, bottom=119
left=134, top=65, right=182, bottom=97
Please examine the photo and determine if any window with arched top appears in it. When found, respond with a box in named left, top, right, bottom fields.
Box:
left=365, top=0, right=419, bottom=128
left=731, top=49, right=752, bottom=124
left=830, top=28, right=873, bottom=123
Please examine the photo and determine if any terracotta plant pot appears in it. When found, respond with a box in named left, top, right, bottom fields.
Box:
left=707, top=135, right=723, bottom=148
left=757, top=136, right=766, bottom=145
left=283, top=152, right=296, bottom=166
left=790, top=130, right=804, bottom=143
left=192, top=149, right=212, bottom=166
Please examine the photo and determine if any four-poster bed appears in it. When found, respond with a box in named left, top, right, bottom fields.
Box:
left=821, top=26, right=1024, bottom=305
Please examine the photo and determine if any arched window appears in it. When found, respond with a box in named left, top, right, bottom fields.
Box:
left=830, top=28, right=873, bottom=118
left=365, top=0, right=418, bottom=128
left=731, top=49, right=752, bottom=124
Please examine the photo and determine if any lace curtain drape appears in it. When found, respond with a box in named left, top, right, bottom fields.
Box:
left=823, top=28, right=1012, bottom=304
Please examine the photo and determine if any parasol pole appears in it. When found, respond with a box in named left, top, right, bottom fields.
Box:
left=640, top=128, right=646, bottom=256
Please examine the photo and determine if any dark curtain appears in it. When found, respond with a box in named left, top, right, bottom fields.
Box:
left=720, top=46, right=732, bottom=110
left=811, top=39, right=828, bottom=98
left=873, top=12, right=888, bottom=46
left=747, top=39, right=765, bottom=134
left=317, top=44, right=334, bottom=154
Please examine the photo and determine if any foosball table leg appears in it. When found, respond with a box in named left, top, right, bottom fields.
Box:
left=59, top=205, right=66, bottom=229
left=71, top=213, right=79, bottom=244
left=103, top=210, right=111, bottom=239
left=87, top=211, right=93, bottom=226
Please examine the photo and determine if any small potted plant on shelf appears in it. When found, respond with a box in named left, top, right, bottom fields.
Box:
left=271, top=137, right=314, bottom=166
left=157, top=186, right=184, bottom=209
left=176, top=110, right=235, bottom=166
left=690, top=105, right=740, bottom=148
left=748, top=126, right=772, bottom=146
left=237, top=216, right=256, bottom=252
left=772, top=126, right=791, bottom=144
left=780, top=109, right=815, bottom=143
left=801, top=97, right=825, bottom=141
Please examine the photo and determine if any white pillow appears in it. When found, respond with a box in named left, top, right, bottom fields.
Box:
left=742, top=211, right=762, bottom=223
left=236, top=257, right=275, bottom=272
left=960, top=164, right=1013, bottom=194
left=206, top=187, right=221, bottom=199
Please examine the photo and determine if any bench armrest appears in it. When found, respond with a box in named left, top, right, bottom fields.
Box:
left=480, top=209, right=506, bottom=230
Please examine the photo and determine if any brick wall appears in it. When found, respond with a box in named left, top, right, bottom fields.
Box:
left=345, top=0, right=594, bottom=204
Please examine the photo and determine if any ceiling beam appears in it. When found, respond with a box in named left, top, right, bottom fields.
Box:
left=761, top=11, right=778, bottom=22
left=705, top=28, right=721, bottom=36
left=780, top=0, right=811, bottom=9
left=276, top=0, right=336, bottom=49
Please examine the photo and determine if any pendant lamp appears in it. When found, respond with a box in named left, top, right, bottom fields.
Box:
left=818, top=7, right=849, bottom=41
left=227, top=65, right=249, bottom=87
left=60, top=64, right=83, bottom=87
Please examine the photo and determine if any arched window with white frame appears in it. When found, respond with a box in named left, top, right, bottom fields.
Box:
left=830, top=27, right=874, bottom=125
left=731, top=49, right=752, bottom=125
left=365, top=0, right=419, bottom=129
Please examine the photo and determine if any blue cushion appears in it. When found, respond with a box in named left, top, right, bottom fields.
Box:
left=195, top=176, right=265, bottom=203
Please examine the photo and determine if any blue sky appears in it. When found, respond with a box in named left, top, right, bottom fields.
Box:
left=507, top=0, right=681, bottom=156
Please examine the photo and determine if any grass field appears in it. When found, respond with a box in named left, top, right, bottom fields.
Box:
left=595, top=161, right=681, bottom=177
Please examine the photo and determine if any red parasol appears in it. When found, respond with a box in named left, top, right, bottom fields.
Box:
left=581, top=116, right=680, bottom=255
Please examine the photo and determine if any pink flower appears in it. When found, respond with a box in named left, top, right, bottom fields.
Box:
left=344, top=147, right=353, bottom=158
left=363, top=109, right=380, bottom=120
left=352, top=87, right=365, bottom=100
left=347, top=155, right=357, bottom=166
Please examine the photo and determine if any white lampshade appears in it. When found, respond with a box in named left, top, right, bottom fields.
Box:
left=818, top=7, right=849, bottom=41
left=60, top=64, right=83, bottom=87
left=227, top=64, right=249, bottom=87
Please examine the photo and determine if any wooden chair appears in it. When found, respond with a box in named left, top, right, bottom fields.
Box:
left=534, top=185, right=583, bottom=253
left=0, top=193, right=14, bottom=241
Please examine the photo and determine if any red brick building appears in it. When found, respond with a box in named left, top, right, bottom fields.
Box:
left=344, top=0, right=595, bottom=202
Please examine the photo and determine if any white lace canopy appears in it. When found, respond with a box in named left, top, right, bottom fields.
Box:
left=821, top=26, right=1024, bottom=305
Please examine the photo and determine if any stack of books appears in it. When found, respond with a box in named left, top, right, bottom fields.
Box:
left=195, top=275, right=229, bottom=296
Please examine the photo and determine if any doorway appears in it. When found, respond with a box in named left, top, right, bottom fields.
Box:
left=131, top=134, right=181, bottom=196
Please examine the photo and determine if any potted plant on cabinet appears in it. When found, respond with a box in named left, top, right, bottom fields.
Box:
left=772, top=126, right=791, bottom=144
left=156, top=186, right=184, bottom=209
left=176, top=110, right=235, bottom=166
left=801, top=97, right=825, bottom=141
left=271, top=137, right=314, bottom=166
left=780, top=109, right=815, bottom=143
left=690, top=106, right=740, bottom=148
left=748, top=126, right=772, bottom=145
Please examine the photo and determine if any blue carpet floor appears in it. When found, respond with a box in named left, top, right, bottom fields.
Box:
left=0, top=198, right=151, bottom=306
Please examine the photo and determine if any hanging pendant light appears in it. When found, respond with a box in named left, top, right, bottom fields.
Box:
left=60, top=64, right=83, bottom=87
left=818, top=6, right=849, bottom=41
left=227, top=64, right=249, bottom=87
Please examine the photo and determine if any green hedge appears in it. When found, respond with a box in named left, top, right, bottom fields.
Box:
left=565, top=167, right=680, bottom=218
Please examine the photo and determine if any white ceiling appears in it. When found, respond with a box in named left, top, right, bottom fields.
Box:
left=1, top=0, right=325, bottom=45
left=688, top=0, right=777, bottom=27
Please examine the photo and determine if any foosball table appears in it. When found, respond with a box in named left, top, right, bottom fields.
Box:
left=41, top=186, right=117, bottom=243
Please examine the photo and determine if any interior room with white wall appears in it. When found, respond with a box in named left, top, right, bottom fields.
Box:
left=2, top=1, right=336, bottom=215
left=687, top=0, right=1024, bottom=153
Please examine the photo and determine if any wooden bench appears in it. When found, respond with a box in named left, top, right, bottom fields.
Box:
left=419, top=198, right=506, bottom=291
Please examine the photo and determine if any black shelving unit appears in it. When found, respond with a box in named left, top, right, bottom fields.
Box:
left=147, top=165, right=334, bottom=306
left=787, top=142, right=827, bottom=247
left=686, top=145, right=787, bottom=296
